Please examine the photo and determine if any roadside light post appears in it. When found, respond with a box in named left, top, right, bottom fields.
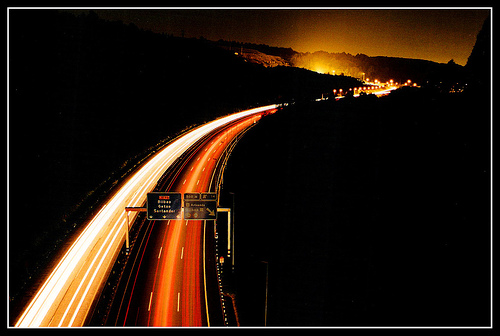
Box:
left=262, top=261, right=269, bottom=326
left=229, top=192, right=235, bottom=270
left=217, top=208, right=232, bottom=261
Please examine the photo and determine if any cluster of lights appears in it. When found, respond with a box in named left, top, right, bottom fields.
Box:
left=332, top=86, right=378, bottom=96
left=330, top=78, right=417, bottom=99
left=403, top=79, right=418, bottom=87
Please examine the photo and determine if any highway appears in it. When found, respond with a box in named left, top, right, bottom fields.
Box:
left=108, top=113, right=270, bottom=326
left=14, top=105, right=277, bottom=327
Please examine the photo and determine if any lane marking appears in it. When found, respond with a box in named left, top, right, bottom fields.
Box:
left=180, top=246, right=184, bottom=260
left=183, top=179, right=186, bottom=185
left=148, top=292, right=153, bottom=311
left=177, top=292, right=181, bottom=312
left=15, top=104, right=276, bottom=327
left=158, top=247, right=162, bottom=259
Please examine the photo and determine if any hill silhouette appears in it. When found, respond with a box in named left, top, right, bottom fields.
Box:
left=8, top=9, right=361, bottom=309
left=222, top=87, right=490, bottom=326
left=212, top=39, right=472, bottom=88
left=466, top=13, right=491, bottom=89
left=220, top=16, right=491, bottom=326
left=215, top=14, right=491, bottom=327
left=8, top=9, right=489, bottom=323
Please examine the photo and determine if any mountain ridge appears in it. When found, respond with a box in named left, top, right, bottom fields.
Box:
left=216, top=40, right=468, bottom=86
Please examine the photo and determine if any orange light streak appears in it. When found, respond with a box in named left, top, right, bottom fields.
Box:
left=14, top=105, right=276, bottom=327
left=146, top=114, right=262, bottom=327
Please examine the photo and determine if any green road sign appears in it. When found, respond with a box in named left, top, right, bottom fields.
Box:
left=183, top=192, right=217, bottom=220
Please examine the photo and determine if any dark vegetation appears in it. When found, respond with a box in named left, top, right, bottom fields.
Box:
left=9, top=9, right=490, bottom=327
left=216, top=39, right=473, bottom=89
left=214, top=39, right=296, bottom=62
left=220, top=15, right=491, bottom=326
left=221, top=86, right=490, bottom=326
left=8, top=9, right=359, bottom=312
left=465, top=14, right=491, bottom=90
left=292, top=51, right=472, bottom=86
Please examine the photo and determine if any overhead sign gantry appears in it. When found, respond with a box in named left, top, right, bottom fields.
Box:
left=144, top=192, right=218, bottom=221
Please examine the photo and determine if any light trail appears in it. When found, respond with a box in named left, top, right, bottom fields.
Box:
left=371, top=86, right=398, bottom=97
left=332, top=86, right=398, bottom=100
left=117, top=111, right=267, bottom=326
left=14, top=104, right=277, bottom=327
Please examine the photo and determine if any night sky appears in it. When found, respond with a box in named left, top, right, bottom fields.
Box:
left=8, top=7, right=491, bottom=327
left=66, top=8, right=490, bottom=66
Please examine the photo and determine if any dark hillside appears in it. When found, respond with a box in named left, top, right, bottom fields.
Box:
left=290, top=50, right=471, bottom=86
left=221, top=88, right=490, bottom=326
left=466, top=14, right=491, bottom=89
left=8, top=9, right=360, bottom=307
left=214, top=39, right=297, bottom=61
left=220, top=14, right=491, bottom=326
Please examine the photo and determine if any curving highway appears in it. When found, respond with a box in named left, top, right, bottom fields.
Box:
left=14, top=105, right=277, bottom=327
left=111, top=113, right=269, bottom=326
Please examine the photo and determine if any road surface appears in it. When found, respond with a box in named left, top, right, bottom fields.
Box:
left=109, top=113, right=267, bottom=326
left=13, top=105, right=277, bottom=327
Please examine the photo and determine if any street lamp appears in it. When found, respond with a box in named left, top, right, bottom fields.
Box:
left=261, top=261, right=269, bottom=327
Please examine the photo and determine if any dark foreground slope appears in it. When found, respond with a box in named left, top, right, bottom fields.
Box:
left=220, top=88, right=490, bottom=326
left=8, top=9, right=360, bottom=309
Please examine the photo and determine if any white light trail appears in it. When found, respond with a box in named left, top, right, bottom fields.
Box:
left=14, top=104, right=277, bottom=327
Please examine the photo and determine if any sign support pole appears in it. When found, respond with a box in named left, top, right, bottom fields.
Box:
left=217, top=208, right=231, bottom=260
left=126, top=211, right=130, bottom=251
left=124, top=207, right=147, bottom=254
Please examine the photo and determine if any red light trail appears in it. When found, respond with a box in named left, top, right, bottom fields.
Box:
left=14, top=105, right=276, bottom=327
left=121, top=113, right=267, bottom=326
